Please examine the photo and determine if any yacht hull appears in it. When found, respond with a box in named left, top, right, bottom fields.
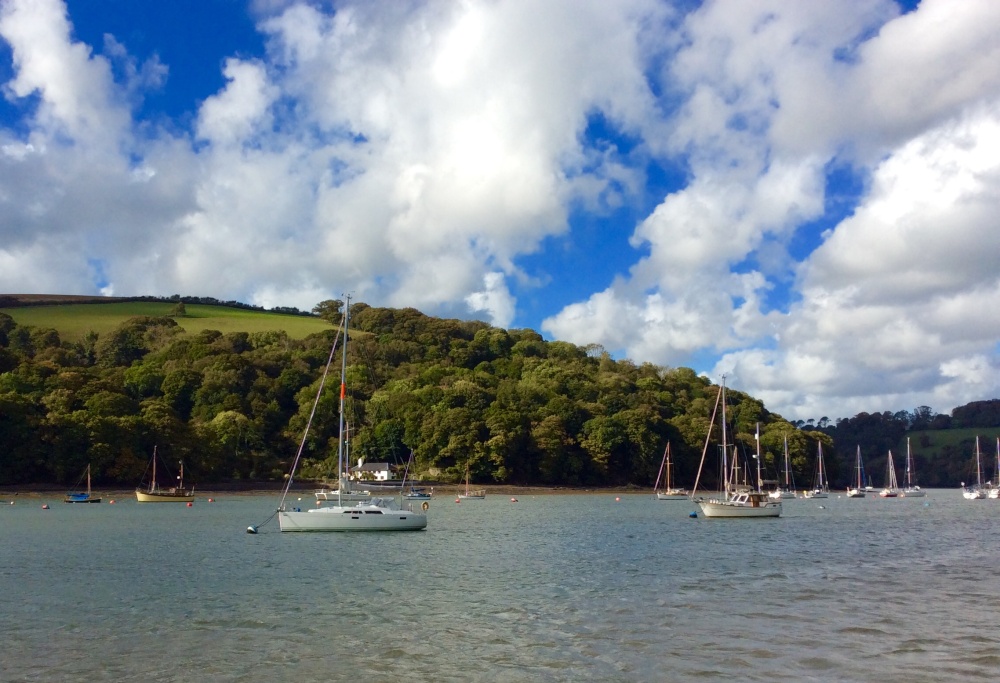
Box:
left=278, top=503, right=427, bottom=531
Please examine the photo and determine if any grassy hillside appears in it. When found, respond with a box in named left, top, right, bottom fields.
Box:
left=0, top=301, right=333, bottom=341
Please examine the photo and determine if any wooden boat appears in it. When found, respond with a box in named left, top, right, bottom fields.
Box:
left=64, top=464, right=102, bottom=504
left=692, top=379, right=781, bottom=518
left=135, top=447, right=194, bottom=502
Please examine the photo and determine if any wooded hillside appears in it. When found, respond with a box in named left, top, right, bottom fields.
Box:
left=0, top=300, right=995, bottom=489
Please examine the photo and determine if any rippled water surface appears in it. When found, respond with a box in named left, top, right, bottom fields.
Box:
left=2, top=490, right=999, bottom=682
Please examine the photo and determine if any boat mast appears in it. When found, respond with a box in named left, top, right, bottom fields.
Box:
left=720, top=377, right=730, bottom=495
left=783, top=436, right=790, bottom=490
left=905, top=437, right=912, bottom=488
left=152, top=446, right=157, bottom=492
left=337, top=295, right=351, bottom=507
left=86, top=464, right=91, bottom=496
left=666, top=440, right=676, bottom=491
left=975, top=436, right=982, bottom=488
left=755, top=423, right=762, bottom=493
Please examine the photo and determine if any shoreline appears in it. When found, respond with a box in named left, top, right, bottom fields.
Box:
left=1, top=483, right=650, bottom=498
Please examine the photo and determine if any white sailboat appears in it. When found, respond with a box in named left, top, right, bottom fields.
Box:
left=990, top=438, right=1000, bottom=500
left=457, top=461, right=486, bottom=500
left=276, top=297, right=427, bottom=532
left=692, top=379, right=781, bottom=518
left=804, top=441, right=829, bottom=499
left=901, top=437, right=925, bottom=498
left=879, top=450, right=900, bottom=497
left=769, top=435, right=797, bottom=500
left=962, top=436, right=986, bottom=500
left=846, top=445, right=866, bottom=498
left=655, top=442, right=688, bottom=500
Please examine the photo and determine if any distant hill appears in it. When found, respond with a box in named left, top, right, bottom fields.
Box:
left=0, top=295, right=331, bottom=341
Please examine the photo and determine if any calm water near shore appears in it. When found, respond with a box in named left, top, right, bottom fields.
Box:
left=2, top=489, right=999, bottom=682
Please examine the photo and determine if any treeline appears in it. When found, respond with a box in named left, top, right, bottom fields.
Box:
left=0, top=303, right=994, bottom=489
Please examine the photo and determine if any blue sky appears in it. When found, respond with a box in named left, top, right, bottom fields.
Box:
left=1, top=0, right=999, bottom=421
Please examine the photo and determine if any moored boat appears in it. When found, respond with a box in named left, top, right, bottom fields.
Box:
left=879, top=449, right=900, bottom=498
left=276, top=296, right=427, bottom=532
left=804, top=441, right=829, bottom=499
left=692, top=381, right=781, bottom=519
left=846, top=446, right=866, bottom=498
left=135, top=448, right=194, bottom=502
left=64, top=464, right=102, bottom=504
left=655, top=442, right=689, bottom=500
left=901, top=437, right=925, bottom=498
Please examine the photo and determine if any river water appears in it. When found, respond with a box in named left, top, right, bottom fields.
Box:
left=2, top=489, right=998, bottom=682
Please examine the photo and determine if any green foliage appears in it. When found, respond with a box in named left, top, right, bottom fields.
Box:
left=0, top=301, right=995, bottom=488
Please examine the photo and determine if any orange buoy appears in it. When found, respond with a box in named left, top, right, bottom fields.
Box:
left=109, top=500, right=116, bottom=504
left=510, top=497, right=518, bottom=503
left=208, top=498, right=214, bottom=503
left=42, top=504, right=49, bottom=509
left=615, top=496, right=620, bottom=502
left=455, top=498, right=461, bottom=503
left=186, top=502, right=193, bottom=507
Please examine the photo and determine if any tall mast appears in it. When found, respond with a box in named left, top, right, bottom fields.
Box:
left=720, top=376, right=729, bottom=495
left=905, top=437, right=912, bottom=487
left=337, top=295, right=351, bottom=506
left=784, top=436, right=790, bottom=489
left=755, top=423, right=762, bottom=493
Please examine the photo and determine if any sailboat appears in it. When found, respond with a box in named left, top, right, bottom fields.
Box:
left=846, top=446, right=866, bottom=498
left=691, top=378, right=781, bottom=518
left=901, top=437, right=925, bottom=498
left=769, top=435, right=797, bottom=500
left=962, top=436, right=986, bottom=500
left=277, top=296, right=427, bottom=531
left=989, top=438, right=1000, bottom=500
left=655, top=442, right=688, bottom=500
left=135, top=447, right=194, bottom=502
left=64, top=464, right=102, bottom=504
left=804, top=441, right=829, bottom=499
left=879, top=450, right=900, bottom=497
left=458, top=461, right=486, bottom=500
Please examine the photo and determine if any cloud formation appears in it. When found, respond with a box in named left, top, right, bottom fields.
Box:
left=1, top=0, right=999, bottom=420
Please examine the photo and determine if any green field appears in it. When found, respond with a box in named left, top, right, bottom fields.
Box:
left=1, top=301, right=333, bottom=341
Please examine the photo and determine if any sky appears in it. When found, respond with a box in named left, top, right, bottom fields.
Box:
left=1, top=0, right=999, bottom=422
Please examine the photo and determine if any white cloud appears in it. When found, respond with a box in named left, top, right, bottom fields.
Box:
left=2, top=0, right=1000, bottom=421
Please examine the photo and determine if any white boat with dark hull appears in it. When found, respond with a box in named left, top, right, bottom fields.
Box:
left=655, top=442, right=689, bottom=500
left=692, top=381, right=781, bottom=519
left=276, top=297, right=427, bottom=532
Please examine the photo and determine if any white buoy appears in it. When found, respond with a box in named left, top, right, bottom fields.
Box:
left=247, top=526, right=258, bottom=534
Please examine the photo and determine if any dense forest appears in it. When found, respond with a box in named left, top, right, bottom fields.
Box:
left=1, top=301, right=997, bottom=490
